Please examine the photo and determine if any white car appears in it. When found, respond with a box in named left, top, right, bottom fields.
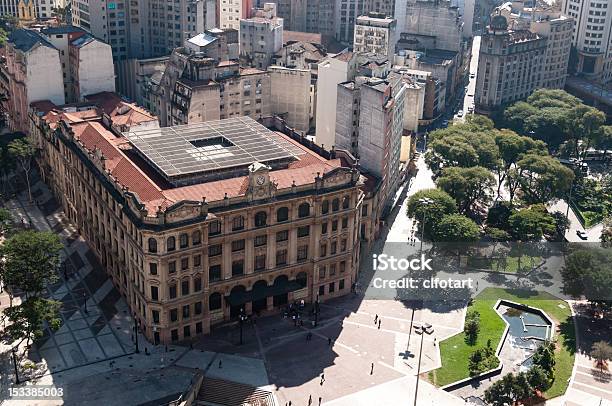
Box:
left=457, top=110, right=464, bottom=117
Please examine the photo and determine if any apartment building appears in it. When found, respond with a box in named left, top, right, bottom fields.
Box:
left=335, top=72, right=407, bottom=215
left=353, top=12, right=397, bottom=59
left=220, top=0, right=253, bottom=30
left=335, top=0, right=367, bottom=44
left=475, top=15, right=547, bottom=113
left=267, top=0, right=335, bottom=39
left=30, top=108, right=363, bottom=344
left=562, top=0, right=612, bottom=84
left=239, top=3, right=284, bottom=69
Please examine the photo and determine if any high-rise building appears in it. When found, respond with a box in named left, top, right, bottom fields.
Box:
left=239, top=3, right=284, bottom=69
left=31, top=108, right=363, bottom=344
left=267, top=0, right=335, bottom=40
left=0, top=0, right=62, bottom=22
left=335, top=72, right=406, bottom=214
left=353, top=12, right=397, bottom=59
left=335, top=0, right=367, bottom=44
left=220, top=0, right=253, bottom=30
left=475, top=15, right=547, bottom=113
left=562, top=0, right=612, bottom=84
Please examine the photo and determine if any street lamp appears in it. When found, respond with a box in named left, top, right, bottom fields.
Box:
left=418, top=198, right=434, bottom=252
left=314, top=296, right=320, bottom=327
left=134, top=315, right=140, bottom=353
left=11, top=347, right=20, bottom=384
left=238, top=307, right=247, bottom=345
left=413, top=328, right=426, bottom=406
left=404, top=305, right=416, bottom=358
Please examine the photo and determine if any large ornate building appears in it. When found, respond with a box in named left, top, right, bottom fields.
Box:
left=30, top=100, right=364, bottom=344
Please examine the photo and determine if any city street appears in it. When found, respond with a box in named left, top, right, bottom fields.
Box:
left=455, top=35, right=481, bottom=122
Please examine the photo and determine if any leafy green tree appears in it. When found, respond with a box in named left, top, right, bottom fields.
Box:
left=432, top=214, right=481, bottom=242
left=591, top=341, right=612, bottom=372
left=568, top=104, right=607, bottom=160
left=532, top=341, right=556, bottom=380
left=508, top=153, right=574, bottom=204
left=0, top=230, right=63, bottom=297
left=527, top=365, right=552, bottom=392
left=486, top=227, right=511, bottom=241
left=0, top=145, right=16, bottom=196
left=0, top=207, right=11, bottom=234
left=464, top=309, right=481, bottom=344
left=468, top=345, right=497, bottom=376
left=8, top=138, right=36, bottom=202
left=503, top=101, right=539, bottom=134
left=406, top=189, right=457, bottom=236
left=436, top=166, right=496, bottom=214
left=602, top=217, right=612, bottom=247
left=1, top=297, right=61, bottom=348
left=486, top=201, right=515, bottom=231
left=550, top=211, right=570, bottom=241
left=561, top=248, right=612, bottom=309
left=508, top=205, right=556, bottom=241
left=484, top=374, right=515, bottom=406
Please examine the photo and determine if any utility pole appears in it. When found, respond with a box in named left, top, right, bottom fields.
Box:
left=413, top=331, right=425, bottom=406
left=12, top=347, right=20, bottom=384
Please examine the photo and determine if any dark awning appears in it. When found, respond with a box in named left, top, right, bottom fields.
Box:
left=225, top=281, right=304, bottom=306
left=225, top=289, right=252, bottom=307
left=267, top=280, right=303, bottom=297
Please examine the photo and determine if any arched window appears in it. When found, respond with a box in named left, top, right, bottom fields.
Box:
left=342, top=195, right=350, bottom=209
left=255, top=211, right=267, bottom=227
left=179, top=233, right=188, bottom=249
left=232, top=216, right=245, bottom=231
left=209, top=292, right=222, bottom=311
left=276, top=207, right=289, bottom=222
left=148, top=238, right=157, bottom=253
left=192, top=230, right=201, bottom=245
left=322, top=200, right=329, bottom=214
left=332, top=198, right=340, bottom=212
left=296, top=271, right=307, bottom=288
left=298, top=202, right=310, bottom=218
left=167, top=236, right=176, bottom=252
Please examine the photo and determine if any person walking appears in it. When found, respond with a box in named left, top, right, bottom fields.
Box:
left=318, top=397, right=322, bottom=406
left=374, top=314, right=378, bottom=324
left=327, top=337, right=332, bottom=346
left=378, top=319, right=381, bottom=329
left=218, top=359, right=222, bottom=368
left=320, top=373, right=325, bottom=385
left=308, top=395, right=312, bottom=406
left=370, top=362, right=374, bottom=375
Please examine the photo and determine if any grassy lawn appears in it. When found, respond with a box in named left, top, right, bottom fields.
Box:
left=429, top=288, right=575, bottom=399
left=468, top=255, right=542, bottom=273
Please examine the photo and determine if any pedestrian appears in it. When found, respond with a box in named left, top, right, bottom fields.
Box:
left=218, top=360, right=222, bottom=368
left=165, top=345, right=168, bottom=352
left=308, top=395, right=312, bottom=406
left=289, top=402, right=291, bottom=406
left=318, top=397, right=322, bottom=406
left=145, top=347, right=149, bottom=355
left=374, top=314, right=378, bottom=324
left=378, top=319, right=381, bottom=329
left=328, top=337, right=332, bottom=346
left=434, top=337, right=437, bottom=347
left=320, top=373, right=325, bottom=385
left=190, top=343, right=193, bottom=350
left=370, top=362, right=374, bottom=375
left=476, top=280, right=479, bottom=290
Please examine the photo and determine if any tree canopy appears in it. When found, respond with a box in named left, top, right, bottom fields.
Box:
left=406, top=189, right=457, bottom=236
left=432, top=214, right=481, bottom=242
left=508, top=205, right=556, bottom=241
left=436, top=166, right=496, bottom=215
left=561, top=247, right=612, bottom=309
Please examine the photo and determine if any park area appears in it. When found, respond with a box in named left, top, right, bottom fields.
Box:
left=429, top=287, right=575, bottom=399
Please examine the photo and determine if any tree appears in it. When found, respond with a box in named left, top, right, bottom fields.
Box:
left=8, top=138, right=36, bottom=202
left=0, top=207, right=11, bottom=234
left=432, top=214, right=481, bottom=243
left=550, top=211, right=570, bottom=241
left=591, top=341, right=612, bottom=372
left=602, top=217, right=612, bottom=247
left=486, top=227, right=511, bottom=241
left=509, top=153, right=575, bottom=204
left=436, top=166, right=496, bottom=214
left=532, top=341, right=556, bottom=380
left=503, top=101, right=539, bottom=134
left=484, top=375, right=514, bottom=406
left=487, top=201, right=515, bottom=231
left=508, top=205, right=556, bottom=241
left=468, top=344, right=497, bottom=376
left=513, top=371, right=534, bottom=401
left=464, top=309, right=481, bottom=344
left=0, top=230, right=63, bottom=298
left=561, top=248, right=612, bottom=309
left=527, top=365, right=552, bottom=392
left=406, top=189, right=457, bottom=236
left=1, top=297, right=61, bottom=349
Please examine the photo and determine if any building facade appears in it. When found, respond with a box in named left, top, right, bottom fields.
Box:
left=30, top=109, right=363, bottom=344
left=475, top=15, right=547, bottom=113
left=239, top=3, right=284, bottom=69
left=353, top=12, right=397, bottom=59
left=269, top=66, right=311, bottom=133
left=220, top=0, right=253, bottom=30
left=562, top=0, right=612, bottom=84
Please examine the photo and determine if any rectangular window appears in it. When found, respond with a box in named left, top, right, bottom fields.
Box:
left=149, top=263, right=158, bottom=275
left=255, top=254, right=266, bottom=271
left=320, top=243, right=327, bottom=257
left=362, top=204, right=368, bottom=217
left=321, top=223, right=328, bottom=234
left=276, top=230, right=288, bottom=242
left=319, top=265, right=326, bottom=279
left=254, top=234, right=267, bottom=247
left=339, top=279, right=345, bottom=290
left=171, top=329, right=178, bottom=341
left=232, top=260, right=244, bottom=276
left=342, top=217, right=348, bottom=229
left=318, top=285, right=325, bottom=296
left=194, top=255, right=201, bottom=267
left=181, top=257, right=189, bottom=270
left=170, top=308, right=178, bottom=322
left=168, top=261, right=176, bottom=274
left=194, top=277, right=202, bottom=292
left=209, top=265, right=222, bottom=282
left=181, top=280, right=189, bottom=296
left=297, top=226, right=310, bottom=237
left=297, top=245, right=308, bottom=261
left=341, top=239, right=347, bottom=252
left=182, top=304, right=190, bottom=319
left=330, top=263, right=336, bottom=276
left=232, top=239, right=245, bottom=252
left=209, top=221, right=221, bottom=236
left=184, top=325, right=191, bottom=338
left=332, top=220, right=338, bottom=232
left=331, top=241, right=337, bottom=255
left=276, top=249, right=287, bottom=266
left=340, top=261, right=346, bottom=273
left=329, top=282, right=335, bottom=293
left=208, top=244, right=222, bottom=257
left=152, top=309, right=160, bottom=324
left=150, top=286, right=158, bottom=301
left=169, top=284, right=177, bottom=299
left=195, top=301, right=202, bottom=315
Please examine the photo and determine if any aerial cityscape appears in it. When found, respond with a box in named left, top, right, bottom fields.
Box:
left=0, top=0, right=610, bottom=405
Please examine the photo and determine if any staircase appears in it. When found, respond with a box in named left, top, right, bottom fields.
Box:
left=195, top=378, right=276, bottom=406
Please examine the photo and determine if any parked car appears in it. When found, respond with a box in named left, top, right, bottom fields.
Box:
left=457, top=110, right=464, bottom=117
left=470, top=73, right=475, bottom=79
left=576, top=230, right=588, bottom=240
